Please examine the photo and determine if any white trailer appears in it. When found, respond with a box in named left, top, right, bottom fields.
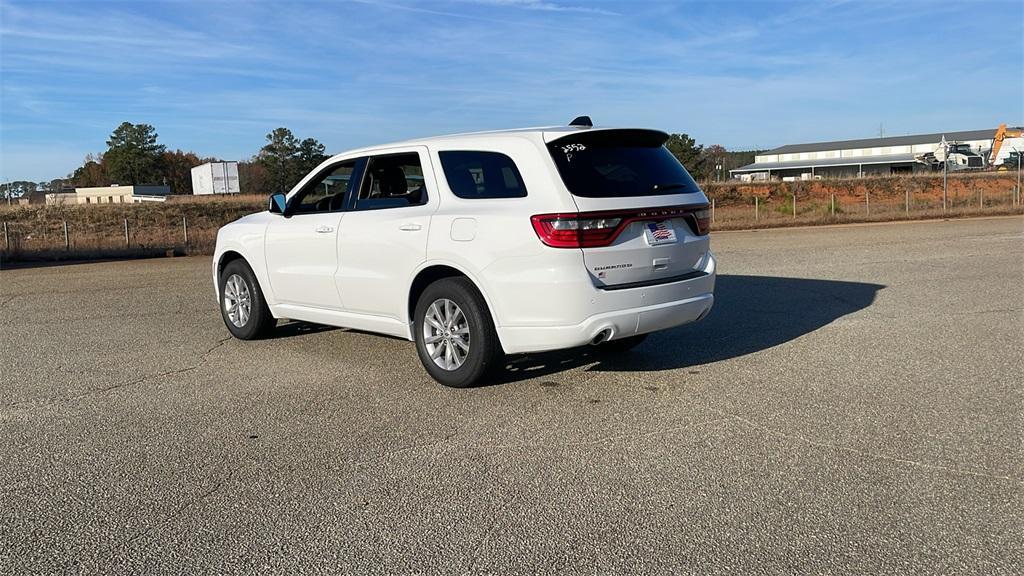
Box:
left=191, top=162, right=240, bottom=195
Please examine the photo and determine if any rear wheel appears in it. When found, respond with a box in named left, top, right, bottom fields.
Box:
left=219, top=259, right=275, bottom=340
left=596, top=334, right=647, bottom=354
left=414, top=277, right=503, bottom=388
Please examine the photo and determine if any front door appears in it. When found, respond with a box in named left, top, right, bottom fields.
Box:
left=264, top=159, right=359, bottom=309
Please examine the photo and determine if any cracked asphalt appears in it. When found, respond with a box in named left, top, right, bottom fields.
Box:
left=1, top=216, right=1022, bottom=575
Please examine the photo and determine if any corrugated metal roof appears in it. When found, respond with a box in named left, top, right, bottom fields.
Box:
left=765, top=129, right=997, bottom=155
left=731, top=153, right=919, bottom=173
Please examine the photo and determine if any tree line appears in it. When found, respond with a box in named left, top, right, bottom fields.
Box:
left=665, top=134, right=761, bottom=182
left=12, top=122, right=330, bottom=198
left=9, top=123, right=759, bottom=198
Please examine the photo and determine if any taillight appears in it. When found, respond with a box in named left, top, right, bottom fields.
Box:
left=690, top=207, right=711, bottom=236
left=530, top=214, right=624, bottom=248
left=531, top=204, right=711, bottom=248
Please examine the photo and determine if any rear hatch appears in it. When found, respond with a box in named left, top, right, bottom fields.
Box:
left=537, top=128, right=710, bottom=289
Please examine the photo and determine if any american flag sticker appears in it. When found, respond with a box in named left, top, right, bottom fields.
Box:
left=646, top=221, right=676, bottom=244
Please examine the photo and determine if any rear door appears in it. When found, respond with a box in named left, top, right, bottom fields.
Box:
left=545, top=129, right=711, bottom=288
left=335, top=147, right=436, bottom=319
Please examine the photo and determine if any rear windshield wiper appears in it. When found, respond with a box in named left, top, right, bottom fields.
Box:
left=651, top=183, right=691, bottom=192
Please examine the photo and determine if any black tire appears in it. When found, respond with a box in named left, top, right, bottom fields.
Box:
left=596, top=334, right=647, bottom=354
left=219, top=259, right=276, bottom=340
left=414, top=277, right=503, bottom=388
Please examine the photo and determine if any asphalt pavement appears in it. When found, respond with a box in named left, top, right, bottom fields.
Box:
left=1, top=216, right=1022, bottom=574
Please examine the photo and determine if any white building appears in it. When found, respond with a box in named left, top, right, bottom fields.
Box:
left=731, top=128, right=1021, bottom=181
left=72, top=185, right=171, bottom=205
left=191, top=162, right=240, bottom=195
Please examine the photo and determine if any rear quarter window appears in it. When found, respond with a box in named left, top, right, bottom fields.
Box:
left=547, top=129, right=701, bottom=198
left=439, top=151, right=528, bottom=199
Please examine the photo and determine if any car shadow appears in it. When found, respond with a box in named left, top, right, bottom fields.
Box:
left=490, top=274, right=884, bottom=385
left=267, top=320, right=340, bottom=339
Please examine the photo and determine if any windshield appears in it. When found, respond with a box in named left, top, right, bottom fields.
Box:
left=547, top=129, right=701, bottom=198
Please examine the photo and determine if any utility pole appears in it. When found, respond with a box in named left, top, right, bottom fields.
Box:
left=942, top=136, right=948, bottom=211
left=1011, top=145, right=1019, bottom=206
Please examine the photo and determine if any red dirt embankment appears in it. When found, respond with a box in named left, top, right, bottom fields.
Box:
left=703, top=172, right=1019, bottom=207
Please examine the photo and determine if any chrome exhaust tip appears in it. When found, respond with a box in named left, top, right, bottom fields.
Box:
left=590, top=329, right=613, bottom=345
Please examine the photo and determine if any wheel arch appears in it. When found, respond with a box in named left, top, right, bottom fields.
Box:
left=406, top=262, right=505, bottom=348
left=214, top=248, right=276, bottom=313
left=217, top=249, right=247, bottom=277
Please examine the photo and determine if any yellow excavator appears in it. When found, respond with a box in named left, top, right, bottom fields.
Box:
left=990, top=123, right=1023, bottom=169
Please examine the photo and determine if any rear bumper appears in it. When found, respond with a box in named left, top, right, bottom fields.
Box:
left=496, top=252, right=716, bottom=354
left=499, top=292, right=713, bottom=354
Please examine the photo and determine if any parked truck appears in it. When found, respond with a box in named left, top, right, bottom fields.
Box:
left=915, top=141, right=985, bottom=171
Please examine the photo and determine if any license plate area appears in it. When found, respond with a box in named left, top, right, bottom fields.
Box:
left=643, top=220, right=677, bottom=246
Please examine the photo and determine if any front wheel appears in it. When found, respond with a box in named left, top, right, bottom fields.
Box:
left=414, top=277, right=503, bottom=388
left=219, top=259, right=276, bottom=340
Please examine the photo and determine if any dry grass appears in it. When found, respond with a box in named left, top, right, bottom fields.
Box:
left=0, top=199, right=262, bottom=263
left=2, top=172, right=1021, bottom=263
left=165, top=194, right=266, bottom=205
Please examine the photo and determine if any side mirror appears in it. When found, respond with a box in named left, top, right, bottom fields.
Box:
left=268, top=193, right=287, bottom=215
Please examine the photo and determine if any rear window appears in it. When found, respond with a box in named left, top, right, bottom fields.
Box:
left=439, top=151, right=527, bottom=199
left=547, top=129, right=701, bottom=198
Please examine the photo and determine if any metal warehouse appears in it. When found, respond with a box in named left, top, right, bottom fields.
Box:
left=730, top=127, right=1022, bottom=181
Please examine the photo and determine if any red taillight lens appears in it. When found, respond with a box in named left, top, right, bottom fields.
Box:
left=531, top=204, right=711, bottom=248
left=530, top=214, right=624, bottom=248
left=690, top=207, right=711, bottom=236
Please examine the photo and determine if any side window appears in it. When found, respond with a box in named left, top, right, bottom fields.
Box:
left=439, top=151, right=527, bottom=199
left=290, top=160, right=358, bottom=214
left=356, top=153, right=427, bottom=210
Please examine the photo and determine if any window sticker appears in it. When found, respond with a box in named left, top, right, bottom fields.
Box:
left=561, top=143, right=586, bottom=162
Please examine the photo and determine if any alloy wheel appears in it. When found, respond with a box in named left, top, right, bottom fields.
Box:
left=422, top=298, right=471, bottom=371
left=223, top=273, right=252, bottom=328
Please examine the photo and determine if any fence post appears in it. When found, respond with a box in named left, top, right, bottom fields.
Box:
left=124, top=218, right=129, bottom=247
left=905, top=188, right=910, bottom=213
left=183, top=215, right=189, bottom=246
left=980, top=189, right=983, bottom=209
left=792, top=194, right=796, bottom=219
left=711, top=198, right=715, bottom=223
left=866, top=191, right=870, bottom=216
left=2, top=222, right=7, bottom=250
left=755, top=197, right=759, bottom=221
left=831, top=194, right=835, bottom=216
left=63, top=220, right=69, bottom=250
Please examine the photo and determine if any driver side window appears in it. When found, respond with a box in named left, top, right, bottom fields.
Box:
left=289, top=160, right=358, bottom=214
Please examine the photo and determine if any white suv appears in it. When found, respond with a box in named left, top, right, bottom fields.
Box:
left=213, top=119, right=716, bottom=387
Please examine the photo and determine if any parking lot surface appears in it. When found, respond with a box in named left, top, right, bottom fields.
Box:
left=2, top=216, right=1022, bottom=574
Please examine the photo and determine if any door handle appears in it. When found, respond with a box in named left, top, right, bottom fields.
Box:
left=315, top=225, right=334, bottom=233
left=398, top=223, right=422, bottom=231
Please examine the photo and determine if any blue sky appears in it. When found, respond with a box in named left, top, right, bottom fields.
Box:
left=1, top=0, right=1021, bottom=182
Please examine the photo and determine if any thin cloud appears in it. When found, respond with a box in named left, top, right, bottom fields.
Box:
left=466, top=0, right=620, bottom=16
